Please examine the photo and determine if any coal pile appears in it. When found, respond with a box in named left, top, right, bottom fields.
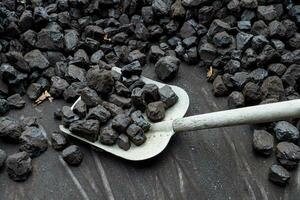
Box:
left=0, top=0, right=299, bottom=186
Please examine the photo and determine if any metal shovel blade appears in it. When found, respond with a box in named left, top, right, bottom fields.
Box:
left=59, top=67, right=190, bottom=161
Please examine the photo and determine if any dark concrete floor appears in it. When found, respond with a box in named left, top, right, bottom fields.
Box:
left=0, top=63, right=299, bottom=200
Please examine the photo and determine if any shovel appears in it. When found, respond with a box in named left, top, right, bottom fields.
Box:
left=60, top=67, right=300, bottom=161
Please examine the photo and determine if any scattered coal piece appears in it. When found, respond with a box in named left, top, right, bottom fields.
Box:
left=112, top=114, right=132, bottom=133
left=62, top=145, right=83, bottom=166
left=73, top=100, right=87, bottom=118
left=228, top=91, right=245, bottom=109
left=7, top=94, right=25, bottom=109
left=213, top=75, right=229, bottom=96
left=159, top=85, right=178, bottom=108
left=61, top=106, right=79, bottom=128
left=0, top=117, right=24, bottom=142
left=51, top=132, right=68, bottom=151
left=274, top=121, right=299, bottom=142
left=269, top=164, right=290, bottom=186
left=146, top=101, right=166, bottom=122
left=6, top=152, right=32, bottom=182
left=19, top=127, right=48, bottom=158
left=0, top=149, right=7, bottom=168
left=276, top=142, right=300, bottom=169
left=126, top=124, right=146, bottom=146
left=117, top=134, right=131, bottom=151
left=69, top=119, right=100, bottom=142
left=99, top=127, right=118, bottom=145
left=252, top=129, right=274, bottom=156
left=80, top=87, right=102, bottom=108
left=121, top=61, right=142, bottom=78
left=86, top=68, right=114, bottom=95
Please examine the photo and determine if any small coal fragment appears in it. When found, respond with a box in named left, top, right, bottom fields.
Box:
left=269, top=164, right=290, bottom=186
left=99, top=127, right=118, bottom=145
left=155, top=56, right=180, bottom=81
left=19, top=127, right=48, bottom=158
left=86, top=105, right=111, bottom=123
left=0, top=149, right=7, bottom=168
left=112, top=114, right=132, bottom=133
left=276, top=142, right=300, bottom=169
left=7, top=94, right=25, bottom=109
left=228, top=91, right=245, bottom=109
left=213, top=75, right=229, bottom=96
left=274, top=121, right=299, bottom=142
left=69, top=119, right=100, bottom=142
left=6, top=152, right=32, bottom=182
left=143, top=84, right=160, bottom=103
left=62, top=145, right=83, bottom=166
left=73, top=100, right=87, bottom=118
left=62, top=106, right=79, bottom=128
left=126, top=124, right=146, bottom=146
left=117, top=134, right=131, bottom=151
left=0, top=117, right=24, bottom=142
left=51, top=132, right=67, bottom=151
left=121, top=61, right=142, bottom=78
left=146, top=101, right=166, bottom=122
left=253, top=129, right=274, bottom=156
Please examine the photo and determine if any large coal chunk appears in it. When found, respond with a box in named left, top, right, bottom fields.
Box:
left=49, top=76, right=69, bottom=98
left=27, top=83, right=43, bottom=101
left=261, top=76, right=284, bottom=101
left=213, top=75, right=229, bottom=96
left=131, top=88, right=147, bottom=111
left=274, top=121, right=299, bottom=142
left=143, top=84, right=160, bottom=103
left=252, top=129, right=274, bottom=156
left=6, top=152, right=32, bottom=182
left=146, top=101, right=166, bottom=122
left=276, top=142, right=300, bottom=169
left=7, top=94, right=25, bottom=109
left=35, top=28, right=63, bottom=51
left=115, top=81, right=130, bottom=97
left=69, top=119, right=100, bottom=142
left=0, top=117, right=24, bottom=142
left=65, top=65, right=86, bottom=83
left=86, top=68, right=114, bottom=95
left=0, top=63, right=28, bottom=85
left=19, top=127, right=48, bottom=158
left=130, top=110, right=151, bottom=132
left=80, top=87, right=102, bottom=107
left=117, top=134, right=131, bottom=151
left=121, top=61, right=142, bottom=78
left=73, top=100, right=87, bottom=118
left=99, top=127, right=118, bottom=145
left=102, top=101, right=124, bottom=117
left=51, top=132, right=67, bottom=151
left=228, top=91, right=245, bottom=109
left=159, top=85, right=178, bottom=108
left=109, top=94, right=131, bottom=108
left=155, top=56, right=180, bottom=82
left=5, top=51, right=30, bottom=73
left=24, top=49, right=49, bottom=71
left=269, top=164, right=290, bottom=186
left=62, top=145, right=83, bottom=166
left=281, top=64, right=300, bottom=87
left=112, top=114, right=132, bottom=133
left=0, top=149, right=7, bottom=168
left=62, top=106, right=79, bottom=128
left=243, top=82, right=261, bottom=104
left=86, top=105, right=111, bottom=123
left=63, top=82, right=87, bottom=103
left=126, top=124, right=146, bottom=146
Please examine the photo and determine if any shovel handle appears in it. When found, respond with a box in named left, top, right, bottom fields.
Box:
left=172, top=99, right=300, bottom=133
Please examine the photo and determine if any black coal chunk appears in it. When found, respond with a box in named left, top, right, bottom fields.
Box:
left=21, top=117, right=39, bottom=128
left=130, top=110, right=151, bottom=132
left=19, top=127, right=48, bottom=158
left=146, top=101, right=166, bottom=122
left=121, top=61, right=142, bottom=78
left=126, top=124, right=146, bottom=146
left=80, top=87, right=102, bottom=108
left=99, top=127, right=118, bottom=145
left=49, top=76, right=69, bottom=98
left=0, top=117, right=24, bottom=142
left=7, top=94, right=25, bottom=109
left=252, top=129, right=274, bottom=156
left=228, top=91, right=245, bottom=109
left=86, top=68, right=114, bottom=95
left=63, top=82, right=87, bottom=103
left=112, top=114, right=132, bottom=133
left=62, top=106, right=79, bottom=128
left=269, top=164, right=290, bottom=186
left=274, top=121, right=299, bottom=142
left=6, top=152, right=32, bottom=182
left=62, top=145, right=83, bottom=166
left=73, top=100, right=87, bottom=118
left=260, top=76, right=284, bottom=101
left=69, top=119, right=100, bottom=142
left=86, top=105, right=111, bottom=123
left=159, top=85, right=178, bottom=108
left=102, top=101, right=124, bottom=117
left=109, top=94, right=131, bottom=108
left=276, top=142, right=300, bottom=169
left=0, top=99, right=9, bottom=116
left=213, top=75, right=229, bottom=96
left=24, top=49, right=49, bottom=71
left=115, top=81, right=131, bottom=97
left=117, top=134, right=131, bottom=151
left=0, top=149, right=7, bottom=168
left=51, top=132, right=68, bottom=151
left=131, top=88, right=147, bottom=111
left=27, top=83, right=43, bottom=101
left=155, top=56, right=180, bottom=81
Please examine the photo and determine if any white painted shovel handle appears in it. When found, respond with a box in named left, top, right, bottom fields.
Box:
left=172, top=99, right=300, bottom=133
